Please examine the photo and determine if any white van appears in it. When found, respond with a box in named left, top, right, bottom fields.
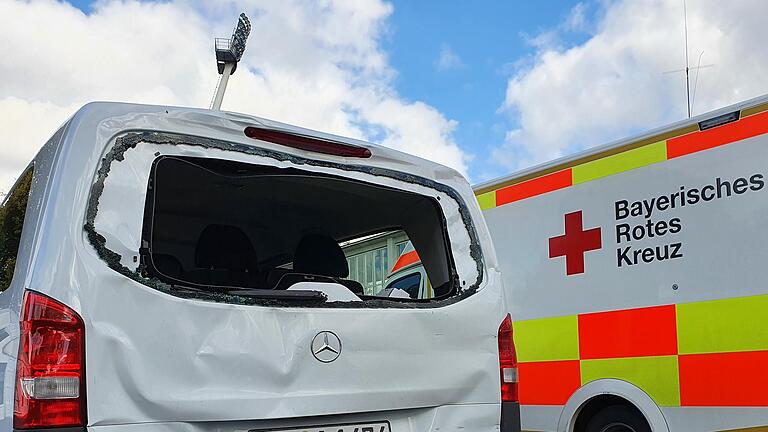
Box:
left=0, top=102, right=519, bottom=432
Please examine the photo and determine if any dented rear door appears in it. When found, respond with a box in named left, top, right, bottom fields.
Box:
left=84, top=278, right=503, bottom=427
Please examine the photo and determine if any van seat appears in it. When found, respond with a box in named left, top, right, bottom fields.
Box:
left=189, top=224, right=259, bottom=288
left=286, top=234, right=364, bottom=295
left=293, top=234, right=348, bottom=277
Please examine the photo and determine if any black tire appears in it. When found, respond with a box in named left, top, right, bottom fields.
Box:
left=585, top=405, right=651, bottom=432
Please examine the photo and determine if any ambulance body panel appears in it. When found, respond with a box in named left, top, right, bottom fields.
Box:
left=477, top=95, right=768, bottom=431
left=382, top=242, right=430, bottom=299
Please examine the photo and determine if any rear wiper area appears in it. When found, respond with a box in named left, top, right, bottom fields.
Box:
left=225, top=289, right=328, bottom=302
left=166, top=285, right=327, bottom=304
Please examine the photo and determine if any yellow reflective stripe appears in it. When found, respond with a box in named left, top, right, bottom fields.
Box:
left=720, top=427, right=768, bottom=432
left=474, top=140, right=668, bottom=202
left=514, top=315, right=579, bottom=362
left=473, top=123, right=698, bottom=197
left=477, top=190, right=496, bottom=210
left=572, top=141, right=667, bottom=185
left=677, top=294, right=768, bottom=354
left=580, top=356, right=680, bottom=407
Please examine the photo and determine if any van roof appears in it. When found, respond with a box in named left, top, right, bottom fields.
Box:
left=25, top=101, right=491, bottom=309
left=59, top=101, right=471, bottom=195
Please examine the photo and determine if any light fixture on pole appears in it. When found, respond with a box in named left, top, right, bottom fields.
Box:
left=211, top=13, right=251, bottom=111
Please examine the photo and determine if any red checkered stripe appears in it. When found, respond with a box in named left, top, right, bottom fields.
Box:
left=513, top=295, right=768, bottom=407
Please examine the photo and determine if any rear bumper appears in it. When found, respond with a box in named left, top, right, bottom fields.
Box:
left=501, top=402, right=522, bottom=432
left=81, top=403, right=506, bottom=431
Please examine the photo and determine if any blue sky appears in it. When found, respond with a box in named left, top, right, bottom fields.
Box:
left=385, top=1, right=586, bottom=181
left=3, top=0, right=768, bottom=192
left=62, top=0, right=587, bottom=182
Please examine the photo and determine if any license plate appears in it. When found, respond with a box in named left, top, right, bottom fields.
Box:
left=254, top=422, right=390, bottom=432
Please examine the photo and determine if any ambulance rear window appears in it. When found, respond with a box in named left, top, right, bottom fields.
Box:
left=386, top=273, right=422, bottom=299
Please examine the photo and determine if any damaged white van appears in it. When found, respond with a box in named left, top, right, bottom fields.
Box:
left=0, top=102, right=519, bottom=432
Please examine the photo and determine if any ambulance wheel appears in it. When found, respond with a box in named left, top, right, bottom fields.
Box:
left=584, top=405, right=651, bottom=432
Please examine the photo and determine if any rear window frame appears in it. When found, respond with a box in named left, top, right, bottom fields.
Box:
left=84, top=130, right=485, bottom=308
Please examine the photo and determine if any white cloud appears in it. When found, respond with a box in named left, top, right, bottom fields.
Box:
left=0, top=0, right=468, bottom=193
left=496, top=0, right=768, bottom=171
left=564, top=2, right=588, bottom=32
left=436, top=44, right=464, bottom=71
left=523, top=2, right=592, bottom=52
left=0, top=98, right=79, bottom=193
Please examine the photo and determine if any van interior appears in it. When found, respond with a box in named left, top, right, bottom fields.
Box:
left=0, top=167, right=33, bottom=292
left=141, top=156, right=452, bottom=301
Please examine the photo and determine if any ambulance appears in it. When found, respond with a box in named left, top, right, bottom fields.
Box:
left=0, top=102, right=518, bottom=432
left=385, top=95, right=768, bottom=432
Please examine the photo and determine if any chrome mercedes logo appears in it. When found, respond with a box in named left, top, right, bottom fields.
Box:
left=311, top=331, right=342, bottom=363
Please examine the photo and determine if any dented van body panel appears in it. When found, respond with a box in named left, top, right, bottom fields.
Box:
left=0, top=102, right=509, bottom=430
left=82, top=269, right=504, bottom=425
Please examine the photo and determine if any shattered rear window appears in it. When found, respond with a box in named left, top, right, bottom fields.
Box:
left=85, top=131, right=484, bottom=307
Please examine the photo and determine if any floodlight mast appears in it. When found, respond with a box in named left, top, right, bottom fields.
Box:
left=211, top=13, right=251, bottom=111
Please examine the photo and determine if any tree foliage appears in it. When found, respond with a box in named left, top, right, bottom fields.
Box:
left=0, top=169, right=33, bottom=292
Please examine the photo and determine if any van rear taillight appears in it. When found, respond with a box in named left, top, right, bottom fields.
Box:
left=244, top=127, right=372, bottom=158
left=498, top=314, right=518, bottom=402
left=14, top=291, right=86, bottom=429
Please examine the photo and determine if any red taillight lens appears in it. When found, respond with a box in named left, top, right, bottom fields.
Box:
left=498, top=314, right=518, bottom=402
left=244, top=127, right=372, bottom=158
left=14, top=291, right=86, bottom=429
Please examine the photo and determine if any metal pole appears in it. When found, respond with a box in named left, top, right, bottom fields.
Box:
left=683, top=0, right=691, bottom=118
left=386, top=237, right=396, bottom=274
left=212, top=62, right=235, bottom=111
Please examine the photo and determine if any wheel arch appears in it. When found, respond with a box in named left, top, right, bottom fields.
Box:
left=557, top=379, right=670, bottom=432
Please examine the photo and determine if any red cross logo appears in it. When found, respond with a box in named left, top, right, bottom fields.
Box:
left=549, top=211, right=602, bottom=275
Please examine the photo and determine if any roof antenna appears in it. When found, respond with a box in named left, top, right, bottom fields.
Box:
left=683, top=0, right=691, bottom=118
left=663, top=0, right=714, bottom=118
left=211, top=13, right=252, bottom=111
left=690, top=49, right=706, bottom=113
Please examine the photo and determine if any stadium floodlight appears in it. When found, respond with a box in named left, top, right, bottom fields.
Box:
left=211, top=13, right=252, bottom=111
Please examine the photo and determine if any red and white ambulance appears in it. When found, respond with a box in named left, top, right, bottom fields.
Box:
left=385, top=95, right=768, bottom=432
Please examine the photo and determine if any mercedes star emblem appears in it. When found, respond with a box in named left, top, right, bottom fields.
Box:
left=311, top=331, right=342, bottom=363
